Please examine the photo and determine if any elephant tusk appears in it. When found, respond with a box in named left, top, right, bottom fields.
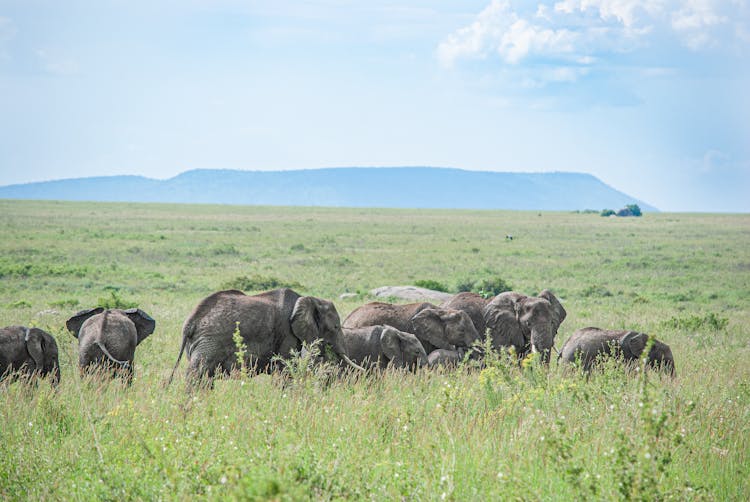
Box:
left=340, top=353, right=367, bottom=372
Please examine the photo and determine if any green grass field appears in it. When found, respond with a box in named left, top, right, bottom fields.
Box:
left=1, top=200, right=748, bottom=500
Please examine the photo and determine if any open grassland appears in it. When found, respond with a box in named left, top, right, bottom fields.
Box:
left=1, top=200, right=749, bottom=500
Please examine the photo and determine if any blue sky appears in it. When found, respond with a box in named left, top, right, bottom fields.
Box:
left=0, top=1, right=748, bottom=211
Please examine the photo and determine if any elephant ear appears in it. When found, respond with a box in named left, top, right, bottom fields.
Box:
left=539, top=289, right=566, bottom=331
left=620, top=331, right=649, bottom=359
left=24, top=328, right=44, bottom=370
left=482, top=293, right=525, bottom=350
left=410, top=308, right=454, bottom=350
left=123, top=308, right=156, bottom=345
left=290, top=296, right=321, bottom=345
left=66, top=307, right=104, bottom=338
left=380, top=327, right=403, bottom=367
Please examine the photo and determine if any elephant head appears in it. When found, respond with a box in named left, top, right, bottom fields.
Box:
left=620, top=331, right=675, bottom=376
left=24, top=328, right=60, bottom=386
left=380, top=326, right=428, bottom=369
left=290, top=296, right=364, bottom=370
left=66, top=307, right=155, bottom=345
left=410, top=308, right=480, bottom=350
left=483, top=289, right=566, bottom=362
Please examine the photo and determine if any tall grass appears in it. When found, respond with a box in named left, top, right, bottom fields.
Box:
left=0, top=200, right=748, bottom=499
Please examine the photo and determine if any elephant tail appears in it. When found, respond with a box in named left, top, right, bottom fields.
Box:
left=95, top=341, right=131, bottom=371
left=167, top=324, right=190, bottom=387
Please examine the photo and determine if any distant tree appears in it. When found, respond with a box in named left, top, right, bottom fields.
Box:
left=626, top=204, right=642, bottom=216
left=600, top=209, right=616, bottom=217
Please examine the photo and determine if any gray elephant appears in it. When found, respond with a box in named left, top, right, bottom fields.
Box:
left=0, top=326, right=60, bottom=386
left=341, top=325, right=427, bottom=370
left=66, top=307, right=156, bottom=382
left=442, top=289, right=566, bottom=362
left=170, top=288, right=362, bottom=385
left=426, top=348, right=465, bottom=368
left=342, top=302, right=479, bottom=354
left=560, top=327, right=675, bottom=375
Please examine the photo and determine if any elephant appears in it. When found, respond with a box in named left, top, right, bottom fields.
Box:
left=559, top=327, right=675, bottom=375
left=442, top=289, right=566, bottom=362
left=0, top=326, right=60, bottom=386
left=341, top=325, right=427, bottom=370
left=426, top=348, right=464, bottom=368
left=66, top=307, right=156, bottom=382
left=342, top=302, right=480, bottom=354
left=169, top=288, right=363, bottom=385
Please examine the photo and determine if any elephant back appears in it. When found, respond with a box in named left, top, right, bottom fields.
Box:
left=440, top=292, right=489, bottom=336
left=343, top=302, right=435, bottom=331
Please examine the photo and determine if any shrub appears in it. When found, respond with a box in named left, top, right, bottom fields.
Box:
left=456, top=279, right=476, bottom=293
left=473, top=277, right=512, bottom=297
left=413, top=280, right=450, bottom=292
left=660, top=312, right=728, bottom=332
left=626, top=204, right=642, bottom=216
left=601, top=209, right=616, bottom=217
left=97, top=290, right=138, bottom=309
left=222, top=274, right=303, bottom=292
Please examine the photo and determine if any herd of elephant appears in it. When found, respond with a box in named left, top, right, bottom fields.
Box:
left=0, top=286, right=676, bottom=388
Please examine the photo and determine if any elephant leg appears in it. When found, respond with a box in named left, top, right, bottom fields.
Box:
left=187, top=354, right=220, bottom=390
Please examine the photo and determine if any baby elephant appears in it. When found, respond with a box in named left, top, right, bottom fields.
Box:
left=0, top=326, right=60, bottom=386
left=66, top=307, right=155, bottom=382
left=560, top=327, right=675, bottom=376
left=427, top=348, right=463, bottom=368
left=341, top=325, right=427, bottom=370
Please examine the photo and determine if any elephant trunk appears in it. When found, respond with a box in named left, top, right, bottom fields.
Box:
left=529, top=325, right=554, bottom=364
left=330, top=336, right=366, bottom=372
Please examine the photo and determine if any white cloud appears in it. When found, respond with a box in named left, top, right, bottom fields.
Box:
left=436, top=1, right=511, bottom=68
left=438, top=0, right=748, bottom=71
left=553, top=0, right=665, bottom=29
left=671, top=0, right=729, bottom=48
left=498, top=19, right=577, bottom=63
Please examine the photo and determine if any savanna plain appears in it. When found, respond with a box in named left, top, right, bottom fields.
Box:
left=0, top=200, right=748, bottom=500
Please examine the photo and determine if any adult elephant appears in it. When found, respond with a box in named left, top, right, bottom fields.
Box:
left=341, top=325, right=427, bottom=370
left=442, top=289, right=566, bottom=362
left=66, top=307, right=156, bottom=382
left=170, top=288, right=362, bottom=385
left=343, top=302, right=479, bottom=353
left=560, top=327, right=675, bottom=375
left=0, top=326, right=60, bottom=386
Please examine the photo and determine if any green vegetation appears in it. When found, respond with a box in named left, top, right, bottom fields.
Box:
left=221, top=274, right=304, bottom=293
left=413, top=279, right=450, bottom=292
left=0, top=200, right=748, bottom=499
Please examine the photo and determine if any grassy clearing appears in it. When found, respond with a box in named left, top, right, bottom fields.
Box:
left=0, top=200, right=748, bottom=500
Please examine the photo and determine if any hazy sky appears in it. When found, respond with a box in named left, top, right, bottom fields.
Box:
left=1, top=1, right=748, bottom=211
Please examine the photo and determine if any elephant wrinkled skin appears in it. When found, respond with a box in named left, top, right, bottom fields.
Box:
left=170, top=288, right=360, bottom=385
left=66, top=307, right=156, bottom=382
left=341, top=325, right=427, bottom=370
left=442, top=289, right=566, bottom=362
left=560, top=327, right=675, bottom=375
left=0, top=326, right=60, bottom=386
left=343, top=302, right=479, bottom=353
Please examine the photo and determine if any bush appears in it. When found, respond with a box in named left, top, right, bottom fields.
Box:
left=456, top=279, right=476, bottom=293
left=661, top=312, right=728, bottom=332
left=601, top=209, right=616, bottom=217
left=222, top=274, right=303, bottom=292
left=413, top=280, right=450, bottom=292
left=473, top=277, right=513, bottom=297
left=626, top=204, right=642, bottom=216
left=97, top=290, right=138, bottom=309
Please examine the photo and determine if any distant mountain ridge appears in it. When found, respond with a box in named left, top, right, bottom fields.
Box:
left=0, top=167, right=657, bottom=211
